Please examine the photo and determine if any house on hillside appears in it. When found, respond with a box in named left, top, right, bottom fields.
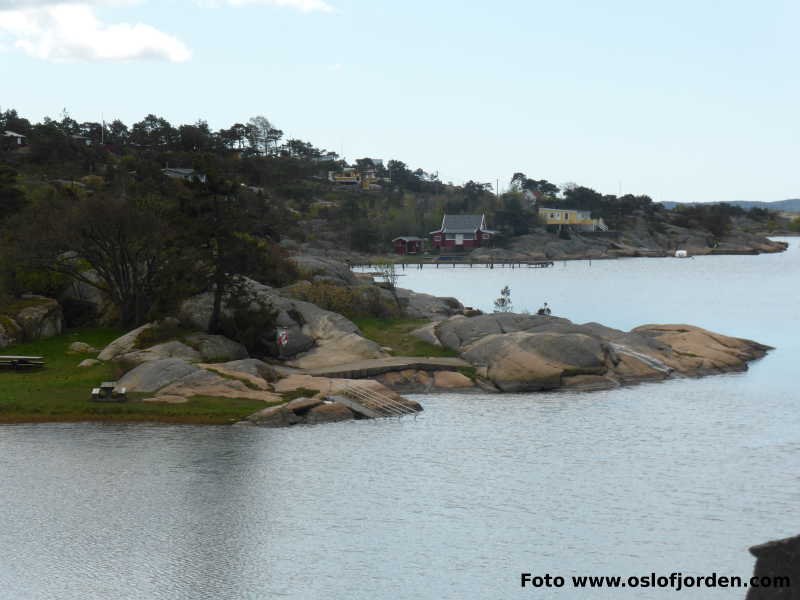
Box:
left=71, top=135, right=93, bottom=146
left=328, top=167, right=361, bottom=186
left=537, top=207, right=607, bottom=232
left=392, top=236, right=424, bottom=255
left=2, top=131, right=27, bottom=147
left=328, top=164, right=389, bottom=190
left=429, top=214, right=498, bottom=250
left=162, top=167, right=207, bottom=183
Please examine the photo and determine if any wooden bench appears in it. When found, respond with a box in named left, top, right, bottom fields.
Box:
left=0, top=355, right=45, bottom=370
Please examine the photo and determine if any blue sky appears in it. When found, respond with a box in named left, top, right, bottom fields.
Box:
left=1, top=0, right=798, bottom=203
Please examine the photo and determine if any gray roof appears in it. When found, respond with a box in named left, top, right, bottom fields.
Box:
left=393, top=236, right=423, bottom=242
left=431, top=214, right=485, bottom=234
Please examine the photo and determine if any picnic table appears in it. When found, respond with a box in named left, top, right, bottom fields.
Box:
left=0, top=355, right=45, bottom=369
left=90, top=381, right=127, bottom=403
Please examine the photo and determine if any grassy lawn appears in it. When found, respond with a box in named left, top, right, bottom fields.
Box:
left=352, top=317, right=459, bottom=358
left=0, top=328, right=268, bottom=424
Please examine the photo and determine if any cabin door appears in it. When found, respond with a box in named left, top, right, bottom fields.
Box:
left=455, top=234, right=464, bottom=245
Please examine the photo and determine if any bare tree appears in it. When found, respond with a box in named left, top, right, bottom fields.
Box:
left=377, top=262, right=402, bottom=310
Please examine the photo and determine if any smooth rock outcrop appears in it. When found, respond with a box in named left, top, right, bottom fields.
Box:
left=432, top=371, right=475, bottom=389
left=409, top=322, right=442, bottom=346
left=179, top=277, right=386, bottom=368
left=67, top=341, right=98, bottom=354
left=183, top=333, right=248, bottom=363
left=13, top=296, right=63, bottom=340
left=97, top=322, right=155, bottom=362
left=434, top=313, right=771, bottom=392
left=116, top=358, right=201, bottom=393
left=390, top=287, right=464, bottom=320
left=305, top=403, right=355, bottom=424
left=117, top=358, right=281, bottom=402
left=0, top=296, right=63, bottom=348
left=99, top=323, right=248, bottom=368
left=247, top=395, right=356, bottom=427
left=116, top=340, right=203, bottom=370
left=290, top=255, right=360, bottom=286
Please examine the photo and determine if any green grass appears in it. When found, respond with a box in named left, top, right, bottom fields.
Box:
left=280, top=387, right=320, bottom=402
left=0, top=328, right=270, bottom=424
left=352, top=317, right=459, bottom=358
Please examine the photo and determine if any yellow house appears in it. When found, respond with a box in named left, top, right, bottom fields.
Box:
left=538, top=207, right=607, bottom=231
left=328, top=166, right=387, bottom=190
left=329, top=167, right=361, bottom=186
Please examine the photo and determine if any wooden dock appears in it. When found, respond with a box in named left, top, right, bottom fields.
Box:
left=352, top=259, right=554, bottom=270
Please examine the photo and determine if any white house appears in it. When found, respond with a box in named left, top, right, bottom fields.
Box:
left=2, top=131, right=26, bottom=146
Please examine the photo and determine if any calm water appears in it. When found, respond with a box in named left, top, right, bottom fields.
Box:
left=1, top=239, right=798, bottom=599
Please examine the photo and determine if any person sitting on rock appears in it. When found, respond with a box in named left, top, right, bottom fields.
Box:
left=537, top=302, right=552, bottom=316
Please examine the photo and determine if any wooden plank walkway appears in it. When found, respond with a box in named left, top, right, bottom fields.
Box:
left=353, top=260, right=554, bottom=270
left=305, top=356, right=471, bottom=379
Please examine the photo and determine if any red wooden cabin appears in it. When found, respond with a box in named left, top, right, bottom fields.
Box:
left=392, top=236, right=424, bottom=255
left=429, top=214, right=497, bottom=249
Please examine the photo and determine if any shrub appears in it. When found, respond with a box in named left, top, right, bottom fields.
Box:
left=285, top=282, right=398, bottom=320
left=218, top=284, right=279, bottom=354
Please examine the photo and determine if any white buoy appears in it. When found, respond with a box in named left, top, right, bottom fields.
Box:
left=674, top=249, right=689, bottom=258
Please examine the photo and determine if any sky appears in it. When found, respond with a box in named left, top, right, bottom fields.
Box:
left=0, top=0, right=798, bottom=203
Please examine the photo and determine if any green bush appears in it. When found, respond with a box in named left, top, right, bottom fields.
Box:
left=285, top=282, right=398, bottom=320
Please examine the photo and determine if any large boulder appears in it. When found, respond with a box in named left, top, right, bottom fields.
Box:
left=117, top=357, right=281, bottom=402
left=97, top=322, right=155, bottom=362
left=436, top=313, right=575, bottom=351
left=409, top=322, right=442, bottom=346
left=116, top=358, right=200, bottom=393
left=449, top=312, right=771, bottom=391
left=285, top=332, right=386, bottom=370
left=462, top=331, right=609, bottom=392
left=59, top=269, right=116, bottom=325
left=305, top=403, right=355, bottom=424
left=13, top=296, right=62, bottom=340
left=389, top=287, right=464, bottom=319
left=0, top=315, right=23, bottom=348
left=201, top=358, right=278, bottom=386
left=629, top=324, right=771, bottom=374
left=115, top=341, right=203, bottom=371
left=183, top=333, right=248, bottom=363
left=67, top=341, right=98, bottom=354
left=179, top=277, right=387, bottom=367
left=0, top=296, right=62, bottom=347
left=98, top=322, right=248, bottom=368
left=289, top=255, right=359, bottom=286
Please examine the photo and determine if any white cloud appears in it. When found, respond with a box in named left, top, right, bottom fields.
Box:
left=0, top=0, right=140, bottom=7
left=225, top=0, right=333, bottom=13
left=0, top=3, right=190, bottom=62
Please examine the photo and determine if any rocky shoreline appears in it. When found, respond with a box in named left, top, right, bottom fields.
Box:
left=94, top=296, right=770, bottom=428
left=1, top=253, right=774, bottom=427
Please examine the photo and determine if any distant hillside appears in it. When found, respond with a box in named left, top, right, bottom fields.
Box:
left=661, top=199, right=800, bottom=212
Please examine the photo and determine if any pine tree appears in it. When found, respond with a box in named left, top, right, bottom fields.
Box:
left=493, top=286, right=512, bottom=313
